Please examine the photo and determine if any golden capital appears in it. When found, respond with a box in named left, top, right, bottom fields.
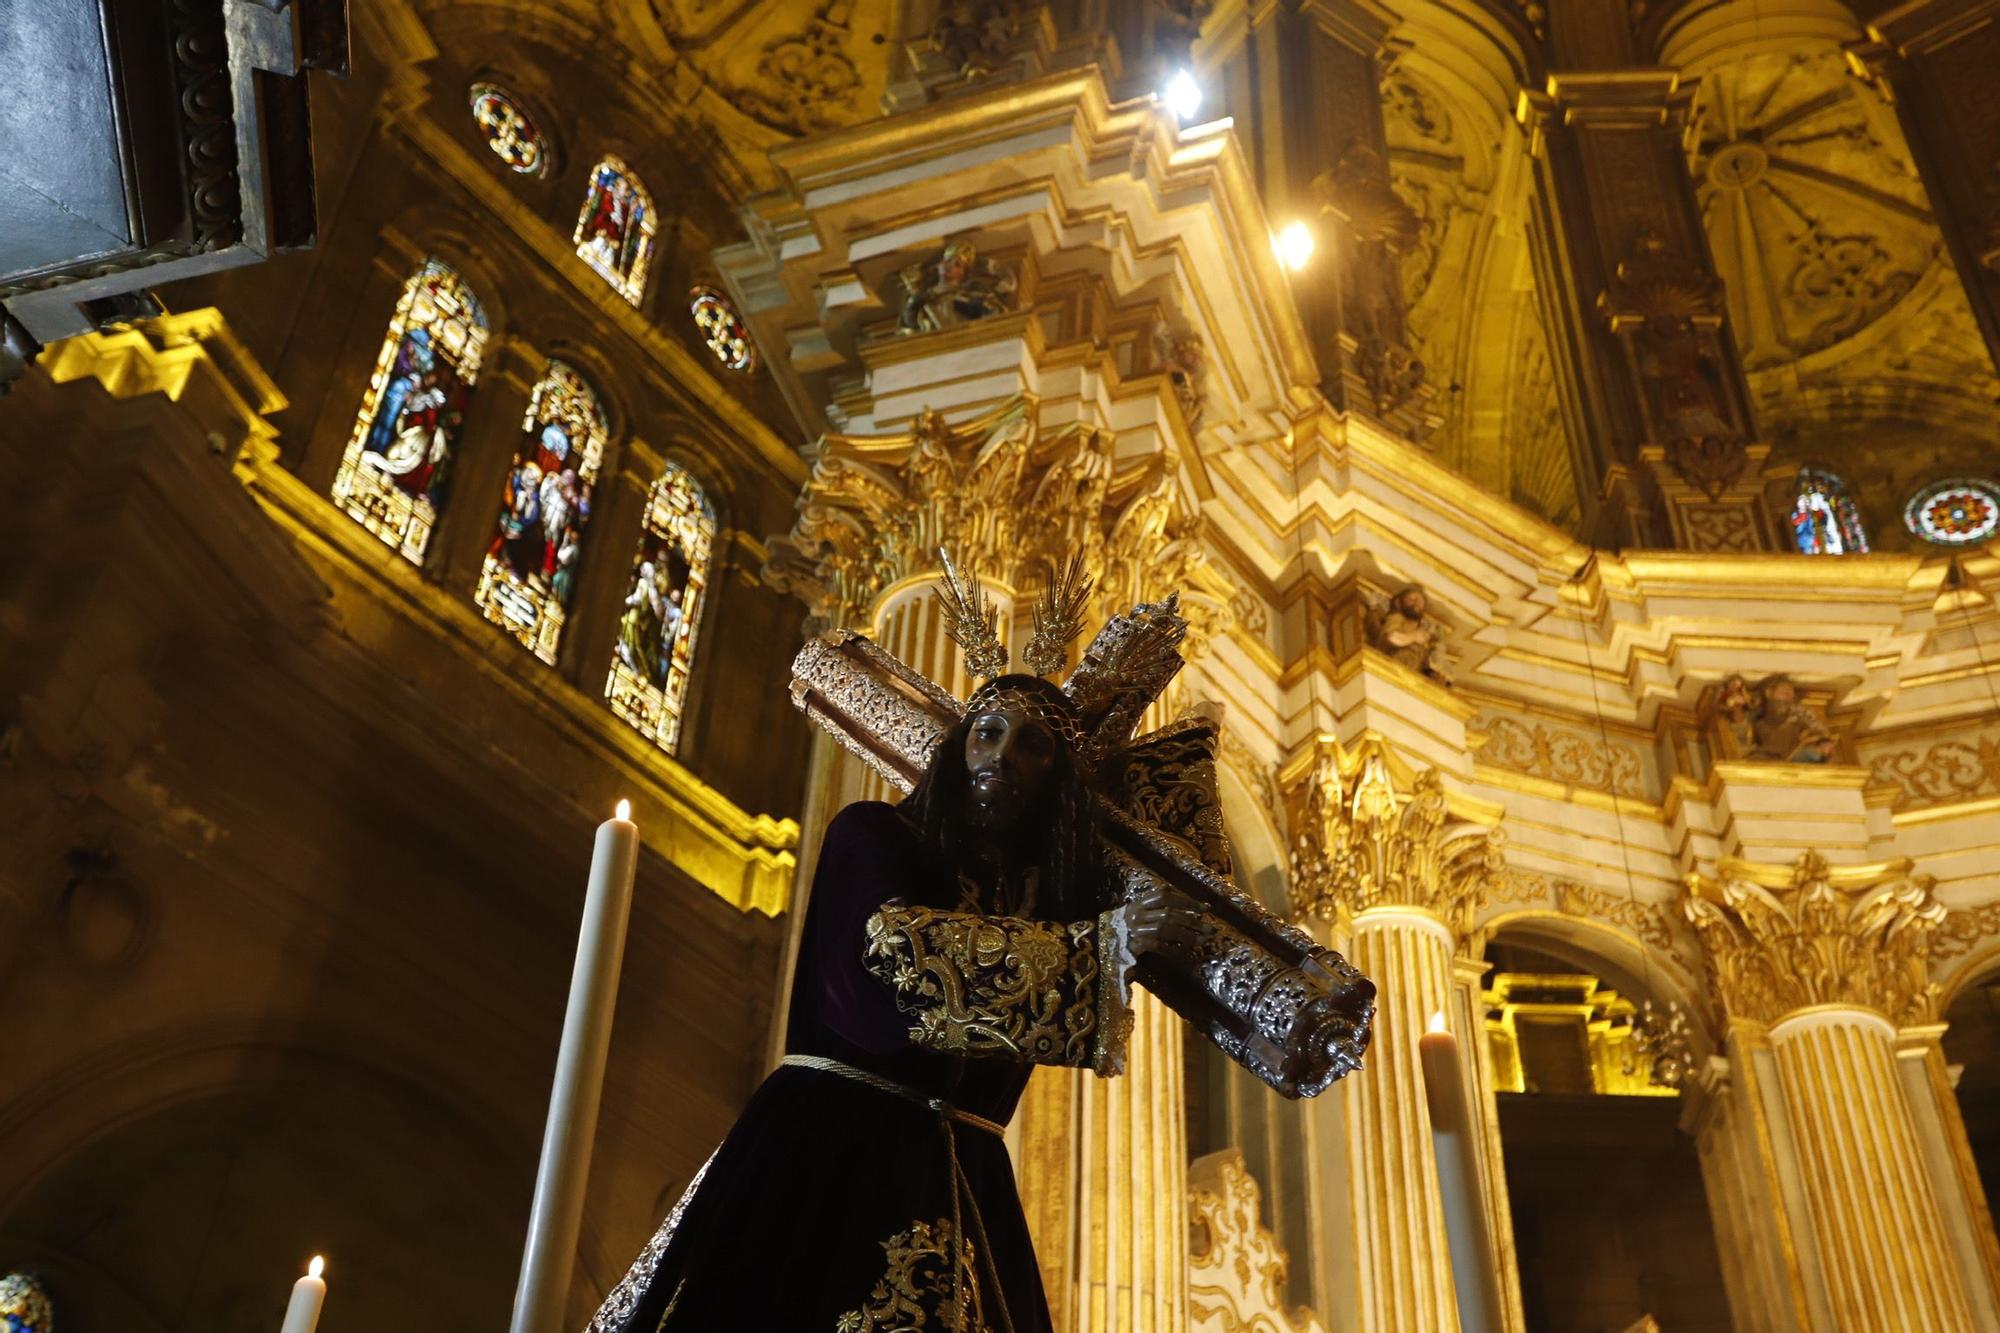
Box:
left=1682, top=851, right=1945, bottom=1028
left=766, top=394, right=1230, bottom=648
left=1285, top=736, right=1502, bottom=937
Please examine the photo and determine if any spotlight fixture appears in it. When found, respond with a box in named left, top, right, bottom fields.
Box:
left=1274, top=221, right=1315, bottom=271
left=1164, top=69, right=1203, bottom=122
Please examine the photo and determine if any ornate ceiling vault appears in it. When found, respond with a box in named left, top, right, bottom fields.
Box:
left=1684, top=46, right=1999, bottom=447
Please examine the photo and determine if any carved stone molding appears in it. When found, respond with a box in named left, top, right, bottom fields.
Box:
left=728, top=2, right=863, bottom=135
left=1472, top=715, right=1645, bottom=798
left=1683, top=852, right=1946, bottom=1028
left=1865, top=728, right=2000, bottom=811
left=1487, top=867, right=1693, bottom=972
left=765, top=396, right=1228, bottom=647
left=1285, top=737, right=1502, bottom=936
left=1188, top=1149, right=1328, bottom=1333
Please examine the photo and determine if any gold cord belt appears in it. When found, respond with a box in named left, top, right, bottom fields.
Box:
left=779, top=1053, right=1007, bottom=1137
left=779, top=1053, right=1015, bottom=1333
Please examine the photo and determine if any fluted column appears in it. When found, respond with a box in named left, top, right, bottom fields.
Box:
left=1020, top=992, right=1189, bottom=1333
left=1286, top=737, right=1518, bottom=1332
left=1686, top=852, right=1990, bottom=1329
left=1346, top=906, right=1457, bottom=1328
left=1767, top=1007, right=1972, bottom=1327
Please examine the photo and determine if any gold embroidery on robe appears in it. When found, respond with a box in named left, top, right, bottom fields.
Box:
left=835, top=1217, right=991, bottom=1333
left=863, top=905, right=1130, bottom=1074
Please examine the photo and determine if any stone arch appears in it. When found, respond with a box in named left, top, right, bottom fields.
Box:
left=1480, top=908, right=1718, bottom=1063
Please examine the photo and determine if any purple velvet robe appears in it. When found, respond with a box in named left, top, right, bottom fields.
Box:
left=588, top=800, right=1125, bottom=1333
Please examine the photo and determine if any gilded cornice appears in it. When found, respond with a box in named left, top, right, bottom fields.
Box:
left=1683, top=852, right=1945, bottom=1028
left=726, top=62, right=1320, bottom=433
left=39, top=311, right=287, bottom=467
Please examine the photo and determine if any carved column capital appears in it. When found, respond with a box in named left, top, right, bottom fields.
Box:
left=1284, top=735, right=1503, bottom=939
left=1682, top=850, right=1946, bottom=1028
left=766, top=394, right=1230, bottom=652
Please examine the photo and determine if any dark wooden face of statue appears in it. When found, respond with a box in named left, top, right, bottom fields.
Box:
left=962, top=706, right=1060, bottom=831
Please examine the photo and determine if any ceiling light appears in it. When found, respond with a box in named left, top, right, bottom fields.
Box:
left=1274, top=221, right=1314, bottom=272
left=1164, top=70, right=1202, bottom=122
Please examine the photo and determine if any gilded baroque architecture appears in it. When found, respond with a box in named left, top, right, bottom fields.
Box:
left=5, top=0, right=2000, bottom=1328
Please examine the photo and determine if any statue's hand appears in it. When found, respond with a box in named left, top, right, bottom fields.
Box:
left=1121, top=886, right=1211, bottom=970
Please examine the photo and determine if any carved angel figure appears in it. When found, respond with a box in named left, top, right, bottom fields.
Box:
left=1366, top=584, right=1454, bottom=685
left=898, top=239, right=1017, bottom=334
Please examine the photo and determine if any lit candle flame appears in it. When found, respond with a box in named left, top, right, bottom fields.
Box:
left=615, top=799, right=632, bottom=821
left=308, top=1255, right=325, bottom=1279
left=1427, top=1010, right=1447, bottom=1035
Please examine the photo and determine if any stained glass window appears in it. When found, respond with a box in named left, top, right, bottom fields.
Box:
left=1790, top=467, right=1869, bottom=555
left=605, top=462, right=715, bottom=754
left=1904, top=477, right=2000, bottom=547
left=690, top=284, right=756, bottom=372
left=332, top=258, right=488, bottom=565
left=574, top=156, right=656, bottom=305
left=469, top=82, right=547, bottom=175
left=0, top=1273, right=53, bottom=1333
left=474, top=360, right=608, bottom=663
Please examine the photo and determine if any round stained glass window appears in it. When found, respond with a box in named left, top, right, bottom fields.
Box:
left=0, top=1273, right=53, bottom=1333
left=690, top=285, right=756, bottom=373
left=1904, top=477, right=2000, bottom=547
left=469, top=82, right=547, bottom=175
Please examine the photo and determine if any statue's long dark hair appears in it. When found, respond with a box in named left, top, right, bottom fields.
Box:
left=898, top=679, right=1103, bottom=923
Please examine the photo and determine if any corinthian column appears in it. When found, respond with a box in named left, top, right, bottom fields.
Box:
left=1287, top=737, right=1519, bottom=1332
left=1685, top=852, right=1990, bottom=1329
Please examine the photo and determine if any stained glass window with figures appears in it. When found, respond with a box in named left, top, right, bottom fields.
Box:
left=574, top=156, right=656, bottom=305
left=690, top=285, right=756, bottom=372
left=474, top=360, right=608, bottom=663
left=332, top=258, right=488, bottom=565
left=605, top=462, right=715, bottom=754
left=468, top=83, right=547, bottom=175
left=1790, top=467, right=1869, bottom=555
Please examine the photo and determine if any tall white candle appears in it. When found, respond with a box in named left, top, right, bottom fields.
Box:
left=510, top=801, right=641, bottom=1333
left=279, top=1256, right=325, bottom=1333
left=1419, top=1011, right=1506, bottom=1333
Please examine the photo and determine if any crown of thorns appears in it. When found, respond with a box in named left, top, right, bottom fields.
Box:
left=934, top=548, right=1187, bottom=767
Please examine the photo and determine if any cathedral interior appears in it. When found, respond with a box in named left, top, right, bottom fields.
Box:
left=6, top=0, right=2000, bottom=1327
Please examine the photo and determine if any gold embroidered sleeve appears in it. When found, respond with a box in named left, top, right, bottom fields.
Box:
left=863, top=905, right=1134, bottom=1077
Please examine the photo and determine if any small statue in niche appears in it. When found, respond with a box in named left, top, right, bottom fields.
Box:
left=897, top=238, right=1017, bottom=334
left=1153, top=325, right=1206, bottom=427
left=1713, top=672, right=1835, bottom=763
left=1749, top=674, right=1834, bottom=763
left=1365, top=583, right=1454, bottom=685
left=931, top=0, right=1021, bottom=79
